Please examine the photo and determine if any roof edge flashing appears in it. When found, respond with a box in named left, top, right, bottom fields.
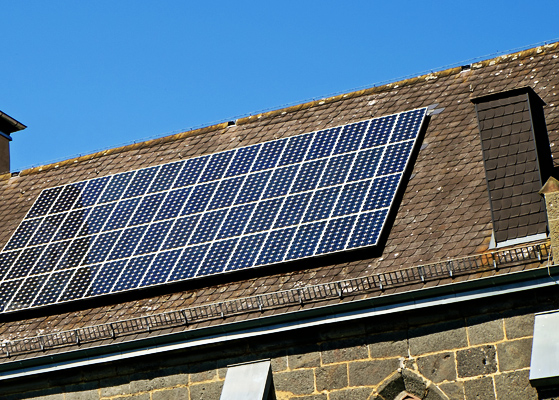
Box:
left=470, top=86, right=546, bottom=105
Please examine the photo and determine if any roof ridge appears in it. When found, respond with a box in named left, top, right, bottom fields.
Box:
left=8, top=41, right=559, bottom=179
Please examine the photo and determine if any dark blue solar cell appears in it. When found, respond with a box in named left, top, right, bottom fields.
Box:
left=377, top=141, right=414, bottom=176
left=74, top=176, right=110, bottom=209
left=174, top=156, right=209, bottom=188
left=303, top=186, right=342, bottom=223
left=256, top=227, right=296, bottom=265
left=278, top=133, right=314, bottom=166
left=142, top=249, right=183, bottom=285
left=216, top=203, right=255, bottom=239
left=347, top=209, right=388, bottom=248
left=319, top=153, right=356, bottom=188
left=58, top=236, right=94, bottom=269
left=181, top=182, right=218, bottom=215
left=263, top=165, right=299, bottom=199
left=129, top=192, right=165, bottom=226
left=59, top=266, right=98, bottom=301
left=306, top=127, right=341, bottom=160
left=29, top=213, right=66, bottom=245
left=390, top=109, right=425, bottom=142
left=169, top=244, right=210, bottom=281
left=334, top=120, right=368, bottom=154
left=6, top=245, right=45, bottom=279
left=332, top=181, right=371, bottom=217
left=189, top=209, right=228, bottom=244
left=0, top=279, right=23, bottom=312
left=208, top=176, right=244, bottom=210
left=51, top=182, right=86, bottom=214
left=197, top=238, right=238, bottom=277
left=226, top=233, right=266, bottom=271
left=235, top=171, right=271, bottom=205
left=33, top=269, right=74, bottom=306
left=103, top=198, right=140, bottom=231
left=199, top=150, right=235, bottom=183
left=108, top=225, right=147, bottom=260
left=87, top=259, right=128, bottom=296
left=83, top=231, right=120, bottom=265
left=251, top=139, right=287, bottom=172
left=361, top=114, right=396, bottom=148
left=149, top=161, right=184, bottom=193
left=123, top=166, right=159, bottom=199
left=162, top=215, right=201, bottom=250
left=0, top=251, right=20, bottom=280
left=245, top=198, right=283, bottom=234
left=4, top=218, right=42, bottom=250
left=316, top=215, right=357, bottom=255
left=135, top=220, right=173, bottom=255
left=32, top=241, right=70, bottom=274
left=225, top=144, right=261, bottom=177
left=363, top=174, right=400, bottom=211
left=291, top=159, right=327, bottom=193
left=285, top=221, right=327, bottom=260
left=79, top=203, right=116, bottom=235
left=274, top=192, right=312, bottom=228
left=26, top=187, right=62, bottom=219
left=55, top=208, right=90, bottom=241
left=155, top=187, right=192, bottom=221
left=98, top=171, right=135, bottom=203
left=113, top=254, right=154, bottom=292
left=7, top=275, right=48, bottom=311
left=347, top=148, right=383, bottom=182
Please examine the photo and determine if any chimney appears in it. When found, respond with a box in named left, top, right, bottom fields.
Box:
left=472, top=87, right=552, bottom=247
left=0, top=110, right=26, bottom=173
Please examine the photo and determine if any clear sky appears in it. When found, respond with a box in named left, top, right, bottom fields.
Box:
left=2, top=1, right=559, bottom=172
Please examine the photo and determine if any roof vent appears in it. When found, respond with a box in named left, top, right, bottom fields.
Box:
left=461, top=64, right=471, bottom=72
left=227, top=120, right=236, bottom=127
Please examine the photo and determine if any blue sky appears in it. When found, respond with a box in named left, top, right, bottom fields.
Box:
left=2, top=1, right=559, bottom=172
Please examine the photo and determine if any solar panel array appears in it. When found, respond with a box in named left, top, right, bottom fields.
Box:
left=0, top=107, right=427, bottom=313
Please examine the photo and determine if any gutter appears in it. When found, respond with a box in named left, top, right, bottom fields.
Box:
left=0, top=264, right=558, bottom=381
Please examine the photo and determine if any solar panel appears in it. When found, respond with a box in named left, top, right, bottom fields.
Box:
left=0, top=107, right=427, bottom=313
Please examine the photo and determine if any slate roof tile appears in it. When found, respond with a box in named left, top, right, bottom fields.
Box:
left=0, top=43, right=556, bottom=355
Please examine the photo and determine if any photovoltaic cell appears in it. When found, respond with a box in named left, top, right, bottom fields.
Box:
left=263, top=165, right=299, bottom=198
left=149, top=161, right=183, bottom=193
left=75, top=176, right=109, bottom=209
left=99, top=172, right=134, bottom=203
left=123, top=166, right=159, bottom=199
left=174, top=157, right=208, bottom=188
left=197, top=238, right=238, bottom=276
left=32, top=241, right=70, bottom=274
left=0, top=107, right=427, bottom=313
left=26, top=187, right=62, bottom=219
left=51, top=182, right=85, bottom=214
left=168, top=245, right=207, bottom=281
left=235, top=171, right=271, bottom=204
left=226, top=144, right=261, bottom=177
left=142, top=249, right=182, bottom=285
left=33, top=270, right=74, bottom=306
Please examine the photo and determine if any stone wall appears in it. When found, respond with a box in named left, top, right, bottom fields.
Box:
left=3, top=286, right=557, bottom=400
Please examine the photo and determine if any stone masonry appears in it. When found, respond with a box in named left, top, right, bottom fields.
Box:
left=3, top=287, right=552, bottom=400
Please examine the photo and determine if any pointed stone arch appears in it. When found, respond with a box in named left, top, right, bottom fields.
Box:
left=375, top=369, right=447, bottom=400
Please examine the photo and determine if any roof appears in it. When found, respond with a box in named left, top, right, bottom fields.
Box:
left=1, top=42, right=559, bottom=365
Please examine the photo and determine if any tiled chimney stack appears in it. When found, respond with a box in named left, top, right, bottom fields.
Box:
left=472, top=87, right=552, bottom=247
left=540, top=177, right=559, bottom=263
left=0, top=110, right=26, bottom=173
